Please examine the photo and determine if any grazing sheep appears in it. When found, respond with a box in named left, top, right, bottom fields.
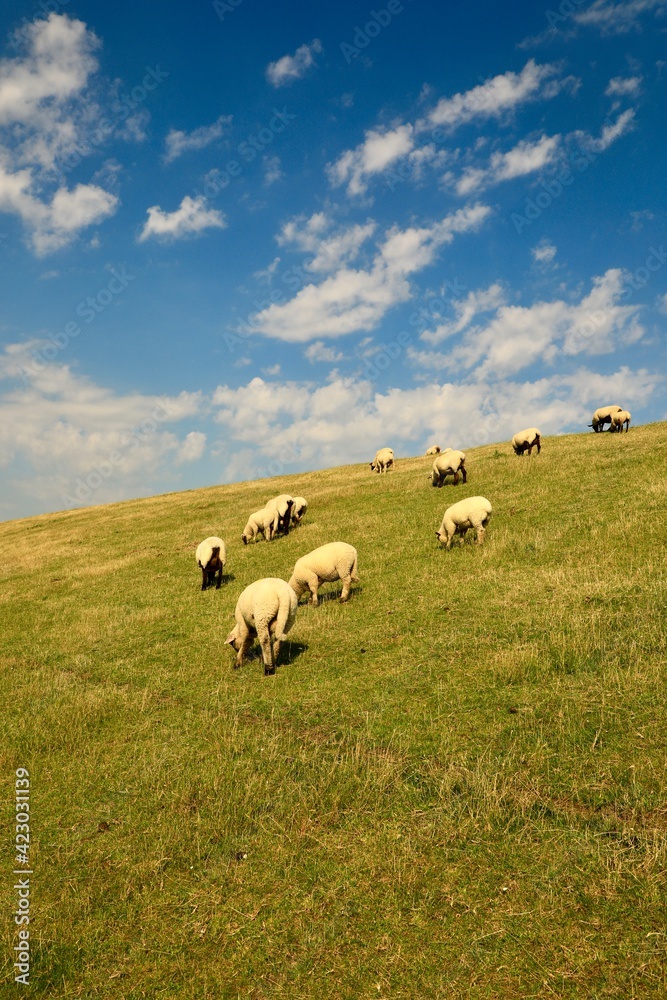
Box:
left=610, top=409, right=631, bottom=433
left=226, top=578, right=298, bottom=675
left=436, top=496, right=493, bottom=550
left=425, top=445, right=441, bottom=456
left=511, top=428, right=541, bottom=455
left=195, top=536, right=226, bottom=591
left=288, top=542, right=359, bottom=606
left=290, top=496, right=308, bottom=525
left=589, top=405, right=622, bottom=432
left=370, top=447, right=394, bottom=473
left=266, top=494, right=294, bottom=535
left=242, top=506, right=279, bottom=545
left=430, top=449, right=467, bottom=487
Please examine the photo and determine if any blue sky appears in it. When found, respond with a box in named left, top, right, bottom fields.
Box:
left=0, top=0, right=665, bottom=519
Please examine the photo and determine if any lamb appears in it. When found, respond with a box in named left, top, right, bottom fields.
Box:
left=288, top=542, right=359, bottom=606
left=436, top=496, right=493, bottom=550
left=610, top=409, right=631, bottom=433
left=430, top=449, right=467, bottom=487
left=370, top=447, right=394, bottom=473
left=290, top=496, right=308, bottom=525
left=511, top=428, right=541, bottom=455
left=589, top=405, right=622, bottom=432
left=242, top=506, right=279, bottom=544
left=425, top=445, right=441, bottom=456
left=226, top=578, right=298, bottom=675
left=195, top=536, right=226, bottom=591
left=265, top=494, right=294, bottom=535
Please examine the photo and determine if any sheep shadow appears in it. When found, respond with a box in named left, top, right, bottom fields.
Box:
left=236, top=640, right=309, bottom=671
left=298, top=584, right=364, bottom=606
left=199, top=572, right=235, bottom=591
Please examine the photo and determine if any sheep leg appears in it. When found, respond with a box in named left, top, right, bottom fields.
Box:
left=215, top=563, right=222, bottom=589
left=535, top=437, right=541, bottom=454
left=339, top=575, right=352, bottom=602
left=256, top=620, right=275, bottom=675
left=201, top=566, right=208, bottom=591
left=235, top=627, right=252, bottom=669
left=460, top=465, right=467, bottom=484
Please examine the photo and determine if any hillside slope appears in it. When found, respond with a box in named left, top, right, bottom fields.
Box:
left=1, top=425, right=666, bottom=998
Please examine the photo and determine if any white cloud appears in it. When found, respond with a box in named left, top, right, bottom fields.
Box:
left=175, top=430, right=206, bottom=464
left=304, top=342, right=345, bottom=364
left=573, top=108, right=636, bottom=153
left=605, top=75, right=643, bottom=96
left=574, top=0, right=667, bottom=34
left=0, top=14, right=120, bottom=254
left=209, top=367, right=660, bottom=473
left=421, top=60, right=564, bottom=130
left=263, top=155, right=282, bottom=185
left=420, top=284, right=506, bottom=345
left=266, top=39, right=322, bottom=87
left=249, top=203, right=492, bottom=342
left=277, top=212, right=376, bottom=273
left=656, top=293, right=667, bottom=315
left=532, top=240, right=558, bottom=267
left=0, top=341, right=204, bottom=510
left=262, top=364, right=281, bottom=376
left=411, top=269, right=644, bottom=379
left=163, top=115, right=232, bottom=163
left=456, top=134, right=561, bottom=195
left=327, top=124, right=415, bottom=197
left=138, top=195, right=226, bottom=243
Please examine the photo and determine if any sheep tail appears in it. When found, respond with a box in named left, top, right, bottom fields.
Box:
left=350, top=553, right=360, bottom=583
left=274, top=594, right=292, bottom=642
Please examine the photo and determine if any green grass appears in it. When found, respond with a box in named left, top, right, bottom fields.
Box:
left=1, top=425, right=667, bottom=998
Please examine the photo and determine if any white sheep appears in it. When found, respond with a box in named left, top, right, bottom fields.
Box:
left=511, top=427, right=541, bottom=455
left=195, top=536, right=226, bottom=591
left=610, top=409, right=631, bottom=433
left=370, top=447, right=394, bottom=473
left=288, top=542, right=359, bottom=606
left=226, top=578, right=298, bottom=675
left=242, top=506, right=279, bottom=545
left=266, top=494, right=294, bottom=535
left=430, top=449, right=467, bottom=487
left=425, top=445, right=441, bottom=456
left=436, top=496, right=493, bottom=550
left=290, top=496, right=308, bottom=525
left=589, top=405, right=622, bottom=432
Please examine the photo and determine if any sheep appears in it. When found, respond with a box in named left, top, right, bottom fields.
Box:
left=610, top=409, right=631, bottom=433
left=242, top=506, right=279, bottom=545
left=430, top=449, right=467, bottom=487
left=589, top=405, right=623, bottom=432
left=425, top=445, right=441, bottom=456
left=195, top=536, right=226, bottom=591
left=288, top=542, right=359, bottom=606
left=266, top=494, right=294, bottom=535
left=290, top=496, right=308, bottom=526
left=511, top=428, right=541, bottom=455
left=436, top=496, right=492, bottom=550
left=226, top=578, right=298, bottom=675
left=370, top=447, right=394, bottom=473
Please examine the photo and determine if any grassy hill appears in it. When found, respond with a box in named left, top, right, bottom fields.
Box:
left=1, top=424, right=666, bottom=998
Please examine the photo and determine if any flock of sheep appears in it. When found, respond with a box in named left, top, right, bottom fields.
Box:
left=195, top=403, right=631, bottom=675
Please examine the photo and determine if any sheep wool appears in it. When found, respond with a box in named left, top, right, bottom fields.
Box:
left=265, top=494, right=294, bottom=535
left=370, top=447, right=394, bottom=473
left=511, top=428, right=541, bottom=455
left=610, top=409, right=631, bottom=433
left=226, top=578, right=298, bottom=675
left=242, top=506, right=279, bottom=544
left=436, top=496, right=492, bottom=550
left=430, top=450, right=467, bottom=487
left=195, top=536, right=226, bottom=591
left=290, top=496, right=308, bottom=525
left=425, top=445, right=441, bottom=456
left=589, top=405, right=623, bottom=432
left=288, top=542, right=359, bottom=606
